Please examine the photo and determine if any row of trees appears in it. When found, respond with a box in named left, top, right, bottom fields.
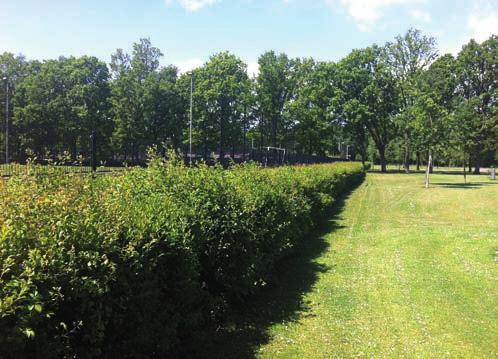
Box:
left=0, top=29, right=496, bottom=171
left=334, top=30, right=496, bottom=173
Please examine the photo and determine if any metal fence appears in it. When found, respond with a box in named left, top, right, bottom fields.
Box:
left=1, top=144, right=350, bottom=178
left=0, top=162, right=128, bottom=178
left=186, top=147, right=342, bottom=166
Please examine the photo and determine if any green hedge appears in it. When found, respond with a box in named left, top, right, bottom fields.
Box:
left=0, top=159, right=365, bottom=358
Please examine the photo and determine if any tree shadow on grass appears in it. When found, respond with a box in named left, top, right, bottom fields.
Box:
left=433, top=182, right=497, bottom=189
left=369, top=169, right=492, bottom=176
left=195, top=189, right=355, bottom=359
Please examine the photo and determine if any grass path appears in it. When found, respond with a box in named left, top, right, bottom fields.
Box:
left=257, top=173, right=498, bottom=358
left=211, top=172, right=498, bottom=358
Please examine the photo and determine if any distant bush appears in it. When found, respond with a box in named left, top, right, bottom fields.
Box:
left=0, top=158, right=365, bottom=358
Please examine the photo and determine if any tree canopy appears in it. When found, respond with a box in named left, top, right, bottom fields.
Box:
left=0, top=31, right=496, bottom=171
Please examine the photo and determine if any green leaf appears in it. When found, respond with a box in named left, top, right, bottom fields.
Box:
left=23, top=328, right=35, bottom=338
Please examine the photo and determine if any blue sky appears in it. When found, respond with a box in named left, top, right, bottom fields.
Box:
left=1, top=0, right=496, bottom=74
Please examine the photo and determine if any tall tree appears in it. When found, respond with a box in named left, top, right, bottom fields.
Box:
left=66, top=56, right=112, bottom=157
left=13, top=56, right=110, bottom=159
left=453, top=35, right=497, bottom=174
left=110, top=38, right=163, bottom=160
left=187, top=52, right=250, bottom=164
left=384, top=28, right=438, bottom=172
left=256, top=51, right=298, bottom=149
left=414, top=54, right=457, bottom=171
left=285, top=59, right=336, bottom=155
left=143, top=65, right=185, bottom=150
left=335, top=46, right=399, bottom=172
left=411, top=91, right=448, bottom=186
left=0, top=52, right=31, bottom=160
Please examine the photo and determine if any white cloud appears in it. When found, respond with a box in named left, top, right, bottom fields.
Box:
left=410, top=9, right=431, bottom=23
left=165, top=0, right=220, bottom=12
left=330, top=0, right=426, bottom=31
left=175, top=58, right=204, bottom=74
left=440, top=2, right=497, bottom=55
left=467, top=12, right=497, bottom=43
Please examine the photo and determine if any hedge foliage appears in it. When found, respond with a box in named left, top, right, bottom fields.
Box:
left=0, top=157, right=365, bottom=358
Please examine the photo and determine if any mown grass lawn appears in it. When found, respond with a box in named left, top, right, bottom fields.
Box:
left=211, top=172, right=498, bottom=358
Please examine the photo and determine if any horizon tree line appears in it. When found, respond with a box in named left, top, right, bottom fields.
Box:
left=0, top=29, right=496, bottom=172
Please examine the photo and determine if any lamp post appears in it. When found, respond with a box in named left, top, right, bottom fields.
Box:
left=2, top=77, right=8, bottom=164
left=189, top=74, right=193, bottom=166
left=243, top=105, right=247, bottom=162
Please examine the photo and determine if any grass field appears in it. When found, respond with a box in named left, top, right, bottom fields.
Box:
left=209, top=172, right=498, bottom=358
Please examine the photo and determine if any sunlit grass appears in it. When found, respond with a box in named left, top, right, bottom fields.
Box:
left=242, top=172, right=497, bottom=358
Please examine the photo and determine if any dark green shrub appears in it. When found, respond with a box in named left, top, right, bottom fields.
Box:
left=0, top=159, right=365, bottom=358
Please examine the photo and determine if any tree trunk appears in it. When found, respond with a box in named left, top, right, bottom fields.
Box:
left=403, top=133, right=410, bottom=173
left=360, top=145, right=367, bottom=166
left=271, top=115, right=278, bottom=149
left=219, top=100, right=227, bottom=166
left=416, top=151, right=421, bottom=171
left=379, top=147, right=387, bottom=173
left=203, top=118, right=208, bottom=161
left=473, top=154, right=481, bottom=175
left=425, top=150, right=432, bottom=188
left=404, top=151, right=410, bottom=172
left=73, top=139, right=78, bottom=160
left=463, top=156, right=467, bottom=184
left=243, top=120, right=247, bottom=162
left=203, top=137, right=207, bottom=161
left=219, top=129, right=224, bottom=166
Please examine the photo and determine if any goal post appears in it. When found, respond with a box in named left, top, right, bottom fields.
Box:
left=263, top=147, right=286, bottom=166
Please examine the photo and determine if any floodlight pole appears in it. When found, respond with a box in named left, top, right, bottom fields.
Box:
left=189, top=74, right=193, bottom=166
left=243, top=105, right=247, bottom=161
left=3, top=77, right=9, bottom=164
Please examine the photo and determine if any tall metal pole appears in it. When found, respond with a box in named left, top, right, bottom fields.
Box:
left=189, top=75, right=193, bottom=166
left=243, top=105, right=247, bottom=162
left=4, top=78, right=9, bottom=164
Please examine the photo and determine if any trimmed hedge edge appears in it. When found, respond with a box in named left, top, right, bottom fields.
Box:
left=0, top=158, right=365, bottom=358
